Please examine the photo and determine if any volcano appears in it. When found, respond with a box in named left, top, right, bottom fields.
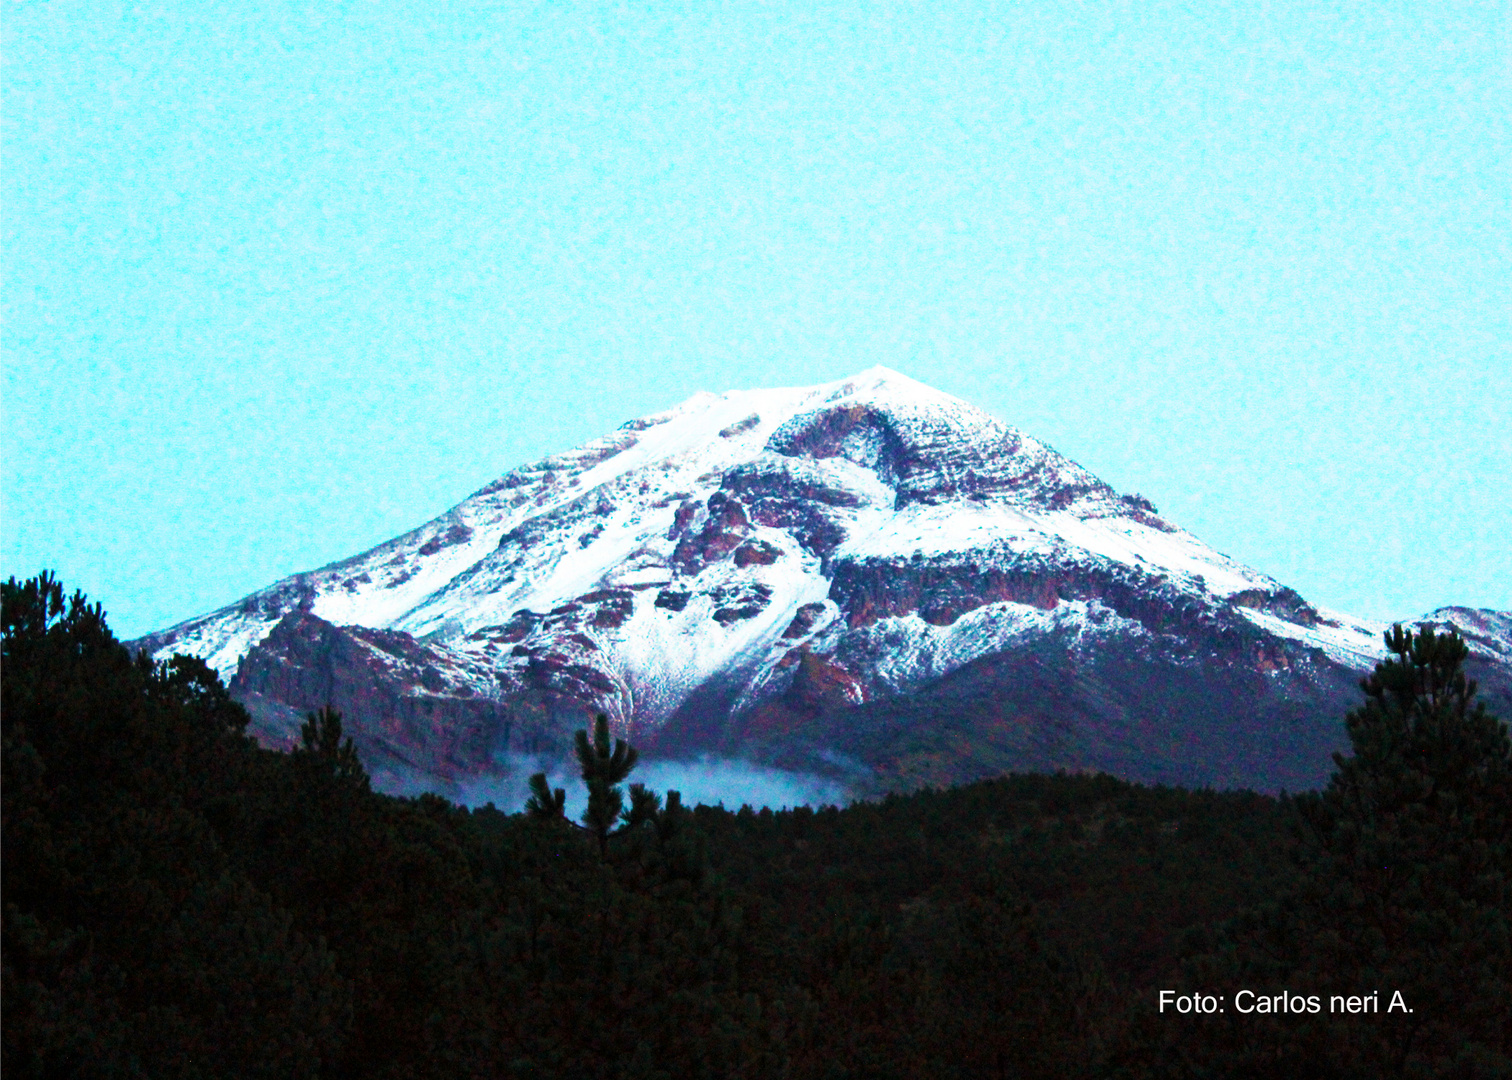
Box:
left=133, top=368, right=1512, bottom=797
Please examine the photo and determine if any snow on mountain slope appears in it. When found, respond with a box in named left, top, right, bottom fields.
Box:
left=131, top=367, right=1505, bottom=795
left=1420, top=608, right=1512, bottom=665
left=141, top=368, right=1290, bottom=696
left=142, top=370, right=1270, bottom=659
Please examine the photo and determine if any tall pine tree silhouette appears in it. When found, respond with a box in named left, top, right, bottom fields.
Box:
left=524, top=715, right=678, bottom=856
left=575, top=713, right=638, bottom=858
left=1290, top=624, right=1511, bottom=1075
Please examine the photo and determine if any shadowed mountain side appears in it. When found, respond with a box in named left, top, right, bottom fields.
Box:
left=228, top=610, right=587, bottom=789
left=641, top=667, right=759, bottom=759
left=1469, top=663, right=1512, bottom=720
left=735, top=633, right=1362, bottom=795
left=222, top=606, right=1507, bottom=799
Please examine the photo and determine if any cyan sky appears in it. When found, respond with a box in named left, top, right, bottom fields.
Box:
left=4, top=0, right=1508, bottom=639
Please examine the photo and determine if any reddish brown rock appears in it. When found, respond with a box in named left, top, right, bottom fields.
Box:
left=781, top=602, right=829, bottom=639
left=671, top=493, right=752, bottom=573
left=733, top=539, right=782, bottom=567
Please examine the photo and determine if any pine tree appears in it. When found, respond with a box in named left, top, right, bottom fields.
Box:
left=620, top=782, right=662, bottom=832
left=523, top=716, right=686, bottom=862
left=576, top=713, right=638, bottom=858
left=524, top=772, right=566, bottom=820
left=1291, top=623, right=1512, bottom=1075
left=1172, top=625, right=1512, bottom=1078
left=1, top=574, right=350, bottom=1076
left=296, top=705, right=369, bottom=789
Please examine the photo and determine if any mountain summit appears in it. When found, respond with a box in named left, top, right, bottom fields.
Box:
left=135, top=369, right=1511, bottom=796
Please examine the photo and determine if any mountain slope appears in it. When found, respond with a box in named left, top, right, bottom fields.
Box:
left=133, top=368, right=1511, bottom=796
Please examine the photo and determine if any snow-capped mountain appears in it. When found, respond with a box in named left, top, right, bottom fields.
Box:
left=133, top=368, right=1512, bottom=797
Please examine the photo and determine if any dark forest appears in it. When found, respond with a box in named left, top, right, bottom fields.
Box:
left=4, top=573, right=1508, bottom=1078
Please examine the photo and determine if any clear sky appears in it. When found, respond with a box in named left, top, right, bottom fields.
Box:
left=4, top=0, right=1508, bottom=641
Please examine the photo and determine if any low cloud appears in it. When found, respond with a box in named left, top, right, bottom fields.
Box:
left=447, top=753, right=849, bottom=815
left=449, top=755, right=576, bottom=814
left=634, top=756, right=849, bottom=811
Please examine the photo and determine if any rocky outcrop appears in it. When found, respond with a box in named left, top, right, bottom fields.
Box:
left=718, top=457, right=861, bottom=557
left=825, top=552, right=1290, bottom=667
left=768, top=403, right=910, bottom=483
left=671, top=492, right=753, bottom=573
left=733, top=539, right=782, bottom=567
left=710, top=583, right=773, bottom=625
left=766, top=398, right=1125, bottom=512
left=718, top=413, right=761, bottom=438
left=1227, top=587, right=1320, bottom=627
left=417, top=521, right=474, bottom=557
left=229, top=611, right=583, bottom=787
left=781, top=602, right=829, bottom=639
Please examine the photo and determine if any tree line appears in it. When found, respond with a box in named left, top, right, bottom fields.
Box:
left=3, top=572, right=1508, bottom=1078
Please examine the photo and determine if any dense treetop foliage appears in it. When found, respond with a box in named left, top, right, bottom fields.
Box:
left=4, top=574, right=1508, bottom=1078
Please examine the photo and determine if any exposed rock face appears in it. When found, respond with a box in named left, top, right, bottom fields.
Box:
left=826, top=551, right=1319, bottom=658
left=228, top=611, right=587, bottom=790
left=720, top=455, right=861, bottom=558
left=133, top=368, right=1512, bottom=798
left=671, top=492, right=753, bottom=573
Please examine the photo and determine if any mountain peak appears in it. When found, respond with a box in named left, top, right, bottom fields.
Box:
left=810, top=366, right=973, bottom=408
left=675, top=368, right=969, bottom=427
left=827, top=364, right=942, bottom=395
